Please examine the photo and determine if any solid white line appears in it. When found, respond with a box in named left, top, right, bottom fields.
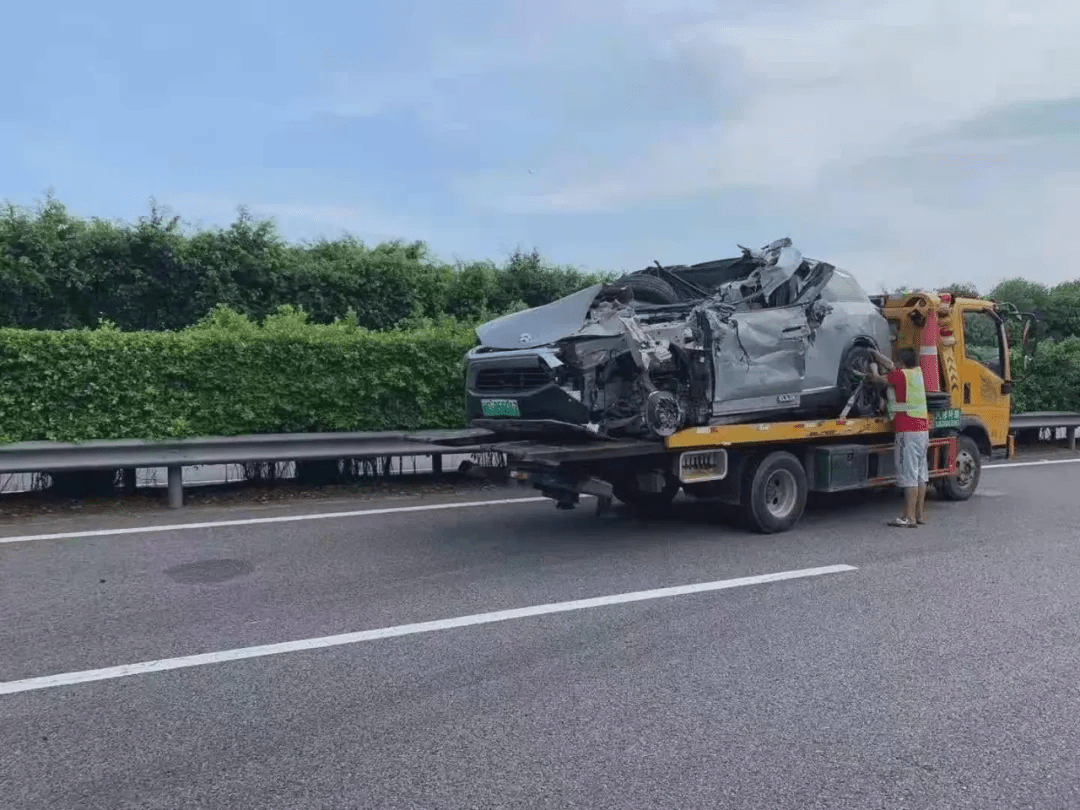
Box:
left=0, top=496, right=551, bottom=544
left=985, top=458, right=1080, bottom=470
left=0, top=564, right=857, bottom=695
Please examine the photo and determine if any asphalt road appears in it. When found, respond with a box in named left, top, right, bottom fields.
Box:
left=3, top=458, right=1080, bottom=809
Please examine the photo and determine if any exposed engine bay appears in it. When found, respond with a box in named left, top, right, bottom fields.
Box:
left=465, top=239, right=892, bottom=439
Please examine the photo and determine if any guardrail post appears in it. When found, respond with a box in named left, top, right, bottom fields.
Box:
left=432, top=453, right=443, bottom=476
left=1071, top=428, right=1077, bottom=452
left=167, top=465, right=184, bottom=508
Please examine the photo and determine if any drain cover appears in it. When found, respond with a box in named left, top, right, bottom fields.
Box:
left=164, top=558, right=254, bottom=584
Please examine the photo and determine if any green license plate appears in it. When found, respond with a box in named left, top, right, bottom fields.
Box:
left=481, top=398, right=521, bottom=418
left=933, top=407, right=961, bottom=429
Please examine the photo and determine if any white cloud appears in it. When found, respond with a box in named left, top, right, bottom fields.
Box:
left=494, top=0, right=1080, bottom=212
left=73, top=0, right=1080, bottom=292
left=438, top=0, right=1080, bottom=290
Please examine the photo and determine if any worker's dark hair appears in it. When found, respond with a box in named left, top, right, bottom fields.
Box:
left=898, top=347, right=918, bottom=368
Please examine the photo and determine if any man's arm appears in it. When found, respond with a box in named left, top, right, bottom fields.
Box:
left=869, top=349, right=895, bottom=372
left=864, top=349, right=894, bottom=387
left=865, top=364, right=888, bottom=387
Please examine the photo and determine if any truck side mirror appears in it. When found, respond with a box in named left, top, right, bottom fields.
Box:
left=1021, top=318, right=1036, bottom=356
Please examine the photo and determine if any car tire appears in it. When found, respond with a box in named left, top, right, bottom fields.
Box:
left=615, top=272, right=681, bottom=305
left=938, top=434, right=981, bottom=501
left=837, top=343, right=883, bottom=417
left=740, top=450, right=808, bottom=534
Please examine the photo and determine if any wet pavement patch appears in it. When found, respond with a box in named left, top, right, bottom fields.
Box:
left=165, top=558, right=254, bottom=584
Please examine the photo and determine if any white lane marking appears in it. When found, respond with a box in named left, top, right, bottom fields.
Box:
left=985, top=458, right=1080, bottom=469
left=0, top=564, right=856, bottom=695
left=0, top=496, right=550, bottom=544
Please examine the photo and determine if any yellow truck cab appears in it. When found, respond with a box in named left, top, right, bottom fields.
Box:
left=880, top=289, right=1035, bottom=458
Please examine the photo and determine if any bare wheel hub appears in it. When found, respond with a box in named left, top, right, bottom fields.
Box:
left=955, top=449, right=976, bottom=486
left=645, top=391, right=683, bottom=437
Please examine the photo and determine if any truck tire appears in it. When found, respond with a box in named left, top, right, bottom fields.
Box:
left=938, top=434, right=981, bottom=501
left=612, top=471, right=681, bottom=512
left=740, top=450, right=808, bottom=534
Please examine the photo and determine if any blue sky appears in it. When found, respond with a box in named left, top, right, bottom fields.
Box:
left=4, top=0, right=1080, bottom=292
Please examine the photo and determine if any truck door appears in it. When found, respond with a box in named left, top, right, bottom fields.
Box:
left=957, top=306, right=1011, bottom=446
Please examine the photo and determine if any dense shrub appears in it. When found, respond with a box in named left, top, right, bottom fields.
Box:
left=0, top=196, right=613, bottom=332
left=1012, top=337, right=1080, bottom=414
left=0, top=308, right=475, bottom=443
left=0, top=194, right=1077, bottom=446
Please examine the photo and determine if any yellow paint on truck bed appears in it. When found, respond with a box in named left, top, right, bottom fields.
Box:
left=665, top=416, right=895, bottom=449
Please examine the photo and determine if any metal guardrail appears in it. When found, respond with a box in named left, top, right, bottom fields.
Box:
left=0, top=414, right=1076, bottom=509
left=1009, top=412, right=1080, bottom=430
left=0, top=429, right=496, bottom=508
left=1010, top=412, right=1080, bottom=451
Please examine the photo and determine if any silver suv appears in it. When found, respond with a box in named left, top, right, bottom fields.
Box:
left=465, top=239, right=891, bottom=439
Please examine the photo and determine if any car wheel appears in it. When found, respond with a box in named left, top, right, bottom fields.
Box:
left=938, top=434, right=981, bottom=501
left=740, top=451, right=808, bottom=533
left=838, top=343, right=883, bottom=417
left=615, top=273, right=681, bottom=305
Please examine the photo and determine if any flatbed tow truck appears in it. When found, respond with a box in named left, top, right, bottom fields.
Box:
left=465, top=290, right=1035, bottom=533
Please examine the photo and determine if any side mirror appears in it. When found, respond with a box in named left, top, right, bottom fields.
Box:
left=1021, top=316, right=1037, bottom=357
left=1001, top=309, right=1039, bottom=385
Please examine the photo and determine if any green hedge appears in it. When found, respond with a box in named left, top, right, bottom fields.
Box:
left=0, top=196, right=613, bottom=332
left=0, top=306, right=1076, bottom=445
left=0, top=307, right=474, bottom=443
left=1012, top=337, right=1080, bottom=414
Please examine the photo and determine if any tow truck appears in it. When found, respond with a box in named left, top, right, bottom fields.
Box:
left=467, top=291, right=1036, bottom=533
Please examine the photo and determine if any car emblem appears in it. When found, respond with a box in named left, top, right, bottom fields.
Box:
left=518, top=332, right=532, bottom=345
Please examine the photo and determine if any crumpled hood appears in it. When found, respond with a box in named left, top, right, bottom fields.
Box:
left=474, top=283, right=606, bottom=349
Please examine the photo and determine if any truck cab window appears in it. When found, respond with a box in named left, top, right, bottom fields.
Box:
left=962, top=310, right=1005, bottom=378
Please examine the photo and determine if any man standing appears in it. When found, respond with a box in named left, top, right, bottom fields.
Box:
left=868, top=347, right=930, bottom=527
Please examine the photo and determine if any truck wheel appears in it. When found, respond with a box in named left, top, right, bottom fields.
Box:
left=938, top=434, right=981, bottom=501
left=612, top=472, right=680, bottom=512
left=740, top=451, right=808, bottom=534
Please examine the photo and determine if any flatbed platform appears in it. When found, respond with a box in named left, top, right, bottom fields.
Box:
left=666, top=416, right=895, bottom=449
left=488, top=409, right=961, bottom=463
left=666, top=407, right=961, bottom=450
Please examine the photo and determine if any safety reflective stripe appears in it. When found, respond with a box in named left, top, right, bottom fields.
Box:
left=887, top=368, right=929, bottom=420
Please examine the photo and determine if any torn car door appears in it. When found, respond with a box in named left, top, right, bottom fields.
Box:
left=709, top=305, right=814, bottom=418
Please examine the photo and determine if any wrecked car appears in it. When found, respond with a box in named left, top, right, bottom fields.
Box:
left=464, top=239, right=892, bottom=440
